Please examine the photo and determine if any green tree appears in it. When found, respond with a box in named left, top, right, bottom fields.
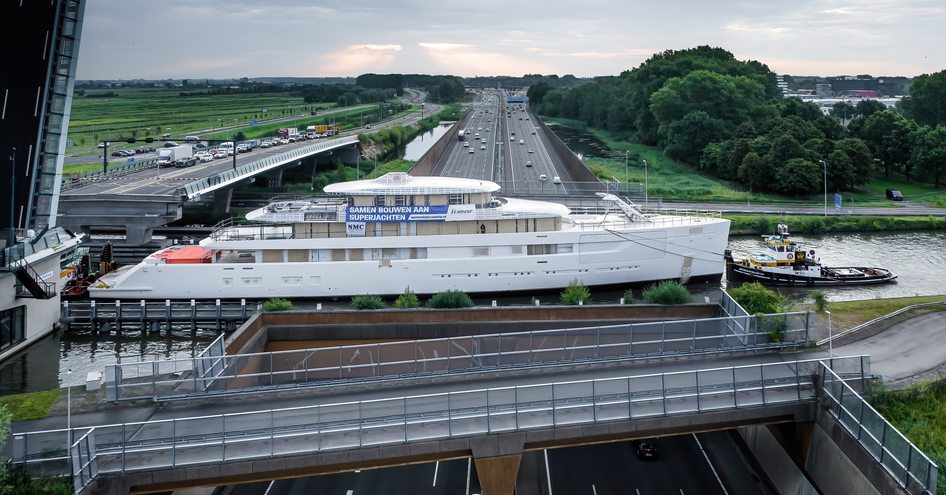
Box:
left=830, top=101, right=856, bottom=122
left=902, top=70, right=946, bottom=127
left=526, top=82, right=552, bottom=106
left=910, top=125, right=946, bottom=187
left=775, top=158, right=822, bottom=195
left=860, top=110, right=904, bottom=177
left=854, top=99, right=888, bottom=119
left=832, top=138, right=874, bottom=189
left=663, top=111, right=730, bottom=164
left=738, top=150, right=769, bottom=191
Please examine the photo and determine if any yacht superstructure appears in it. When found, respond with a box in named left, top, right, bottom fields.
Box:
left=90, top=173, right=731, bottom=299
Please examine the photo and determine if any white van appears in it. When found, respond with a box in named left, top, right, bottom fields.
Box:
left=218, top=141, right=235, bottom=156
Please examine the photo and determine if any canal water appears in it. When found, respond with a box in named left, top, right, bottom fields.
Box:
left=400, top=122, right=454, bottom=160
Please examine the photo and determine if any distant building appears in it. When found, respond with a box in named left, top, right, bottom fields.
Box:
left=831, top=76, right=880, bottom=94
left=1, top=0, right=85, bottom=362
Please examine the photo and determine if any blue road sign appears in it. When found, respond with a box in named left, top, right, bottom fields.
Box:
left=250, top=120, right=258, bottom=126
left=835, top=193, right=843, bottom=210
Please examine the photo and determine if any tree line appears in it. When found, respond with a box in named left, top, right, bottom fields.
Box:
left=533, top=46, right=946, bottom=193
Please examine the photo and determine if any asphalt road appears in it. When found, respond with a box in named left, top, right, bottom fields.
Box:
left=429, top=91, right=576, bottom=194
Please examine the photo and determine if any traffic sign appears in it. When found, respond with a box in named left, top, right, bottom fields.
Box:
left=835, top=193, right=842, bottom=210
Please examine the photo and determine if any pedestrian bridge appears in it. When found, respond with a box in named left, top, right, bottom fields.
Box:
left=11, top=354, right=937, bottom=495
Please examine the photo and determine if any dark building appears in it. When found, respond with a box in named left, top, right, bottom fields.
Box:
left=1, top=0, right=86, bottom=361
left=830, top=77, right=880, bottom=94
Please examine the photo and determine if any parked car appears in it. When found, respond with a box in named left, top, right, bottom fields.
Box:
left=886, top=189, right=904, bottom=201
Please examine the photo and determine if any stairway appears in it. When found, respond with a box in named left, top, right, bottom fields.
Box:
left=11, top=257, right=56, bottom=299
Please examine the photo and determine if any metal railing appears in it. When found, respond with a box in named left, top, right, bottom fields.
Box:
left=820, top=363, right=938, bottom=494
left=817, top=300, right=946, bottom=346
left=61, top=158, right=159, bottom=189
left=180, top=136, right=360, bottom=200
left=12, top=355, right=869, bottom=484
left=103, top=310, right=811, bottom=401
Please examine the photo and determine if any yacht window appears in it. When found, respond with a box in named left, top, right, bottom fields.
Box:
left=424, top=195, right=430, bottom=206
left=261, top=250, right=283, bottom=263
left=394, top=195, right=407, bottom=206
left=347, top=196, right=354, bottom=206
left=348, top=249, right=364, bottom=261
left=382, top=248, right=397, bottom=259
left=332, top=249, right=346, bottom=261
left=558, top=244, right=573, bottom=253
left=374, top=195, right=386, bottom=206
left=473, top=247, right=490, bottom=257
left=410, top=248, right=427, bottom=259
left=287, top=250, right=308, bottom=262
left=511, top=245, right=523, bottom=254
left=448, top=194, right=463, bottom=205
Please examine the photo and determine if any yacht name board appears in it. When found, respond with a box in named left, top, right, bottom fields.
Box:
left=345, top=205, right=476, bottom=223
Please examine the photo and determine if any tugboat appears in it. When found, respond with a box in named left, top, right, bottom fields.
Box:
left=725, top=224, right=897, bottom=286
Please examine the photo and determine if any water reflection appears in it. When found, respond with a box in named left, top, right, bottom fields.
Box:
left=546, top=123, right=614, bottom=160
left=401, top=123, right=454, bottom=160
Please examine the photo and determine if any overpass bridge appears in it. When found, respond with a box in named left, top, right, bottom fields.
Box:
left=58, top=137, right=361, bottom=244
left=9, top=297, right=938, bottom=494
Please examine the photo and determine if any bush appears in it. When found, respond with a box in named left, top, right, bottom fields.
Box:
left=728, top=282, right=790, bottom=314
left=623, top=288, right=635, bottom=304
left=560, top=281, right=591, bottom=305
left=0, top=468, right=72, bottom=495
left=643, top=280, right=691, bottom=305
left=809, top=289, right=829, bottom=312
left=394, top=288, right=420, bottom=309
left=428, top=290, right=474, bottom=308
left=351, top=295, right=386, bottom=310
left=263, top=297, right=293, bottom=311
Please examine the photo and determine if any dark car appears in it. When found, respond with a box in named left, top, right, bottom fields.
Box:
left=635, top=439, right=658, bottom=459
left=885, top=189, right=904, bottom=201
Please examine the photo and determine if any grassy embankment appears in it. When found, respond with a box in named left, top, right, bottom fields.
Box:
left=544, top=117, right=946, bottom=209
left=725, top=214, right=946, bottom=235
left=0, top=389, right=60, bottom=421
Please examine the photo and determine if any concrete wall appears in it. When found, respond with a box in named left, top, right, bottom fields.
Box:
left=0, top=254, right=63, bottom=363
left=805, top=405, right=906, bottom=495
left=409, top=108, right=471, bottom=177
left=533, top=113, right=600, bottom=188
left=738, top=424, right=819, bottom=495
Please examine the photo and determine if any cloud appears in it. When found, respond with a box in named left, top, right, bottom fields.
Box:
left=320, top=44, right=403, bottom=75
left=418, top=43, right=472, bottom=51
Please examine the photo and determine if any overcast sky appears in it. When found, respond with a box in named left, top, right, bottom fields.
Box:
left=75, top=0, right=946, bottom=80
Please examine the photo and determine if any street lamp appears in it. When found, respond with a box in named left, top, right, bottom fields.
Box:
left=66, top=368, right=73, bottom=447
left=825, top=310, right=833, bottom=359
left=624, top=151, right=629, bottom=194
left=820, top=159, right=828, bottom=217
left=642, top=159, right=649, bottom=208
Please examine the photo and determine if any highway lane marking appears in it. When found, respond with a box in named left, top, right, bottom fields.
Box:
left=544, top=448, right=554, bottom=495
left=262, top=480, right=275, bottom=495
left=432, top=460, right=439, bottom=487
left=465, top=457, right=472, bottom=495
left=592, top=484, right=597, bottom=495
left=693, top=433, right=729, bottom=495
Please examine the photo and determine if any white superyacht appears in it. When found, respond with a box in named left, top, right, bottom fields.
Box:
left=90, top=172, right=730, bottom=299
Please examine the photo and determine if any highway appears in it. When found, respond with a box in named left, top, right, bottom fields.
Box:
left=429, top=90, right=578, bottom=195
left=63, top=95, right=442, bottom=197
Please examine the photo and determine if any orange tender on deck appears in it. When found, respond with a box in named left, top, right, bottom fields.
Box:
left=153, top=245, right=212, bottom=264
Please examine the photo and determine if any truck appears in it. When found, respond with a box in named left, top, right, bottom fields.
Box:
left=277, top=127, right=300, bottom=141
left=156, top=144, right=194, bottom=168
left=458, top=129, right=465, bottom=141
left=305, top=125, right=317, bottom=139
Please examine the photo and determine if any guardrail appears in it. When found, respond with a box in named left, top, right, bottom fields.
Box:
left=103, top=310, right=811, bottom=401
left=61, top=158, right=159, bottom=190
left=12, top=355, right=868, bottom=486
left=820, top=363, right=938, bottom=494
left=817, top=301, right=946, bottom=346
left=180, top=136, right=360, bottom=200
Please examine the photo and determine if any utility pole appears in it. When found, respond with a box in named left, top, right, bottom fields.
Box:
left=8, top=147, right=15, bottom=247
left=624, top=151, right=628, bottom=195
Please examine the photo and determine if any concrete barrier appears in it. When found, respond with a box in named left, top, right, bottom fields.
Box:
left=409, top=107, right=472, bottom=176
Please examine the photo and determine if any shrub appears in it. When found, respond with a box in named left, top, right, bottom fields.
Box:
left=427, top=290, right=474, bottom=308
left=643, top=280, right=691, bottom=305
left=809, top=289, right=829, bottom=312
left=263, top=297, right=293, bottom=311
left=394, top=288, right=420, bottom=309
left=728, top=282, right=790, bottom=314
left=351, top=294, right=386, bottom=310
left=623, top=288, right=635, bottom=304
left=560, top=281, right=591, bottom=305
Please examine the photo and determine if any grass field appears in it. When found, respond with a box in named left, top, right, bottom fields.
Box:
left=797, top=294, right=946, bottom=332
left=723, top=214, right=946, bottom=235
left=545, top=118, right=944, bottom=206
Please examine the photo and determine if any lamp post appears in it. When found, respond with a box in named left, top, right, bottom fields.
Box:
left=66, top=368, right=73, bottom=447
left=642, top=159, right=649, bottom=208
left=624, top=151, right=629, bottom=195
left=820, top=159, right=827, bottom=217
left=825, top=310, right=833, bottom=359
left=8, top=147, right=15, bottom=247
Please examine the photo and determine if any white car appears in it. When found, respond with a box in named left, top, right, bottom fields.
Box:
left=468, top=148, right=474, bottom=153
left=539, top=174, right=548, bottom=181
left=213, top=150, right=227, bottom=159
left=552, top=176, right=562, bottom=184
left=463, top=141, right=470, bottom=148
left=195, top=153, right=213, bottom=163
left=480, top=145, right=486, bottom=150
left=528, top=149, right=534, bottom=153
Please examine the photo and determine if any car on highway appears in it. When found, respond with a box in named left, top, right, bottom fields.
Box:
left=110, top=150, right=125, bottom=157
left=163, top=141, right=179, bottom=148
left=468, top=148, right=474, bottom=154
left=539, top=174, right=548, bottom=181
left=195, top=152, right=213, bottom=163
left=635, top=439, right=658, bottom=460
left=480, top=144, right=486, bottom=150
left=528, top=149, right=534, bottom=153
left=463, top=141, right=470, bottom=148
left=526, top=161, right=533, bottom=167
left=259, top=140, right=272, bottom=148
left=552, top=176, right=561, bottom=184
left=213, top=149, right=227, bottom=159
